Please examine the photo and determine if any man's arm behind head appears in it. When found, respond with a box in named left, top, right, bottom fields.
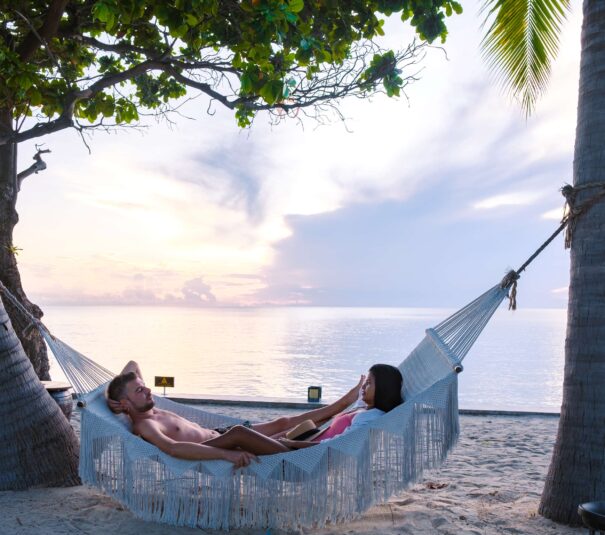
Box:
left=120, top=360, right=142, bottom=378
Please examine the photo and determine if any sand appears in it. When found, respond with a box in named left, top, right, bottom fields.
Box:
left=0, top=409, right=585, bottom=535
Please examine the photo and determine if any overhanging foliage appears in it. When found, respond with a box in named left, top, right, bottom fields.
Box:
left=0, top=0, right=463, bottom=143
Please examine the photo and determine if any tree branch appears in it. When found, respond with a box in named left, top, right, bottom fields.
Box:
left=75, top=35, right=150, bottom=57
left=17, top=147, right=51, bottom=190
left=166, top=68, right=239, bottom=110
left=4, top=59, right=166, bottom=145
left=16, top=0, right=69, bottom=62
left=74, top=36, right=238, bottom=74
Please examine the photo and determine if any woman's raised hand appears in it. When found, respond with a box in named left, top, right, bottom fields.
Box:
left=344, top=374, right=366, bottom=406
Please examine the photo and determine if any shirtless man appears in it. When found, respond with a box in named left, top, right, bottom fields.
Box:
left=107, top=361, right=363, bottom=468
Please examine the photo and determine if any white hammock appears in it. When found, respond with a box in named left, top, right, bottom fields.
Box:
left=14, top=281, right=510, bottom=530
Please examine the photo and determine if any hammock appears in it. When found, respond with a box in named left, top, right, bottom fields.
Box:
left=1, top=278, right=510, bottom=530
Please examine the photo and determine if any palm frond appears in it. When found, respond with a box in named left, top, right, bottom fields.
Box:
left=480, top=0, right=571, bottom=116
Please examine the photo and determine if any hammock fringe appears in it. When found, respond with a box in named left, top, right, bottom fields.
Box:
left=79, top=374, right=460, bottom=530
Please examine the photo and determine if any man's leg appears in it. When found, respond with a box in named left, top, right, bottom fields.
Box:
left=203, top=426, right=289, bottom=455
left=252, top=375, right=365, bottom=437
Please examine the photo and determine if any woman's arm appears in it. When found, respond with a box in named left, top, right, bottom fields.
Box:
left=253, top=375, right=365, bottom=437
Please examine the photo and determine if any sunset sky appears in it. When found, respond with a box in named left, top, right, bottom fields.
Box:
left=15, top=0, right=581, bottom=309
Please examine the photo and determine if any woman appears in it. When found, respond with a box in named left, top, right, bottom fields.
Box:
left=279, top=363, right=403, bottom=449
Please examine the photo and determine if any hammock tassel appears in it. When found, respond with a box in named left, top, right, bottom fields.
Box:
left=499, top=270, right=519, bottom=311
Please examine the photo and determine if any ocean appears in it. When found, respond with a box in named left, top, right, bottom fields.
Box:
left=42, top=305, right=566, bottom=413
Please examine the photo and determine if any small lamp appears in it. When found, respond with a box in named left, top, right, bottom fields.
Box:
left=307, top=386, right=322, bottom=403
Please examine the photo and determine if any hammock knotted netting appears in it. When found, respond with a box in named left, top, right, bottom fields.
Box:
left=1, top=278, right=510, bottom=530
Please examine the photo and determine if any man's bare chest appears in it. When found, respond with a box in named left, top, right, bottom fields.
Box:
left=154, top=410, right=218, bottom=442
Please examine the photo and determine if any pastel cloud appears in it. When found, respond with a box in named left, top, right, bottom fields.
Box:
left=551, top=287, right=569, bottom=295
left=29, top=275, right=219, bottom=307
left=542, top=208, right=566, bottom=220
left=473, top=191, right=544, bottom=210
left=250, top=194, right=571, bottom=308
left=182, top=277, right=217, bottom=305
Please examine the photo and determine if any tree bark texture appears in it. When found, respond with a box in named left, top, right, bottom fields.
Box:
left=0, top=298, right=80, bottom=489
left=0, top=108, right=50, bottom=380
left=539, top=0, right=605, bottom=525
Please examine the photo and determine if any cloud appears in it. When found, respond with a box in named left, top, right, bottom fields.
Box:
left=542, top=208, right=565, bottom=220
left=551, top=287, right=568, bottom=294
left=181, top=277, right=217, bottom=305
left=31, top=272, right=219, bottom=307
left=227, top=273, right=264, bottom=280
left=151, top=139, right=268, bottom=224
left=473, top=191, right=544, bottom=210
left=250, top=167, right=571, bottom=308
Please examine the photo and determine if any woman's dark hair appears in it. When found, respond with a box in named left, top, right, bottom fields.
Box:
left=369, top=364, right=403, bottom=412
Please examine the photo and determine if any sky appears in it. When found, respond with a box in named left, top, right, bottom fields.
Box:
left=15, top=0, right=582, bottom=309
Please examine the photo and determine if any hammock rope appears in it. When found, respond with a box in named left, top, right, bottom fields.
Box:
left=498, top=182, right=605, bottom=310
left=0, top=280, right=115, bottom=395
left=561, top=182, right=605, bottom=249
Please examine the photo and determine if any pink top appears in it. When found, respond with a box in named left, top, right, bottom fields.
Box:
left=312, top=411, right=360, bottom=442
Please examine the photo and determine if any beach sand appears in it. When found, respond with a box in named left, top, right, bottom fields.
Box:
left=0, top=408, right=585, bottom=535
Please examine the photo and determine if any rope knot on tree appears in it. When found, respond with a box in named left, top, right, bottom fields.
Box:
left=561, top=182, right=605, bottom=249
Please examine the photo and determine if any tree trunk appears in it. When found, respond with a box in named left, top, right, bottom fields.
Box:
left=0, top=107, right=50, bottom=380
left=0, top=296, right=80, bottom=489
left=539, top=0, right=605, bottom=525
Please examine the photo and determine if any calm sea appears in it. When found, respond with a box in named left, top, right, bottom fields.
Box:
left=42, top=306, right=566, bottom=413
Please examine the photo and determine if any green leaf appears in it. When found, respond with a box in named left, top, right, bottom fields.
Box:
left=259, top=80, right=283, bottom=104
left=28, top=88, right=42, bottom=106
left=236, top=105, right=255, bottom=127
left=240, top=73, right=253, bottom=93
left=480, top=0, right=571, bottom=116
left=15, top=74, right=33, bottom=90
left=289, top=0, right=304, bottom=13
left=100, top=98, right=115, bottom=117
left=285, top=11, right=298, bottom=23
left=93, top=3, right=110, bottom=22
left=105, top=12, right=116, bottom=31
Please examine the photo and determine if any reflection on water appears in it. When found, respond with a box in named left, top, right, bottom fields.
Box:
left=42, top=305, right=566, bottom=412
left=461, top=308, right=565, bottom=412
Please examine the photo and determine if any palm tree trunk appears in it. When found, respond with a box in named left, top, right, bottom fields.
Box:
left=0, top=107, right=50, bottom=380
left=539, top=0, right=605, bottom=525
left=0, top=296, right=80, bottom=489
